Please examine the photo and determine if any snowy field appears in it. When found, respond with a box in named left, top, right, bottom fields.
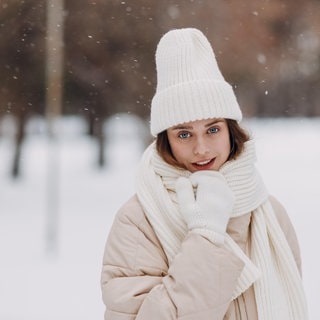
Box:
left=0, top=115, right=319, bottom=320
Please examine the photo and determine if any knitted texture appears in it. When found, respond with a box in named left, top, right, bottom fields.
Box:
left=136, top=139, right=308, bottom=319
left=176, top=171, right=234, bottom=245
left=150, top=28, right=242, bottom=136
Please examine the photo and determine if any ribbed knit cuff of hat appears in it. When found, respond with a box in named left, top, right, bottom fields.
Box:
left=151, top=79, right=242, bottom=136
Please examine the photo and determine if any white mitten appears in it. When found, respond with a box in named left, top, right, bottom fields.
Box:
left=175, top=171, right=234, bottom=245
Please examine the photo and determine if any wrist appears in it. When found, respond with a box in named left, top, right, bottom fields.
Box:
left=191, top=228, right=226, bottom=246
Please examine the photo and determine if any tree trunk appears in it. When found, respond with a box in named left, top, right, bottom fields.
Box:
left=11, top=115, right=26, bottom=178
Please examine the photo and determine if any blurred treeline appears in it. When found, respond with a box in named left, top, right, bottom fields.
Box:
left=1, top=0, right=320, bottom=176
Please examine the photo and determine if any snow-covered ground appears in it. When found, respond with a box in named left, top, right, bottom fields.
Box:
left=0, top=115, right=319, bottom=319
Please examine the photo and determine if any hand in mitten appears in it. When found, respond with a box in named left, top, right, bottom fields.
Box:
left=175, top=171, right=234, bottom=245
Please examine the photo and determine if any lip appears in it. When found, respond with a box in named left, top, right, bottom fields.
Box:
left=191, top=158, right=215, bottom=171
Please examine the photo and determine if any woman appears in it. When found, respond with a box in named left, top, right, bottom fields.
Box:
left=101, top=28, right=308, bottom=319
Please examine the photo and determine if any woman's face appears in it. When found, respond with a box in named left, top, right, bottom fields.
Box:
left=167, top=118, right=231, bottom=172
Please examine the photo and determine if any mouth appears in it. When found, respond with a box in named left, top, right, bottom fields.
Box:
left=192, top=158, right=215, bottom=170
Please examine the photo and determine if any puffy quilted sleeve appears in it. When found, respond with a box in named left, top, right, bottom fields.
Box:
left=101, top=196, right=244, bottom=320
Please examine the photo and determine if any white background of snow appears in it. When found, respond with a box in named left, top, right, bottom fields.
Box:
left=0, top=115, right=319, bottom=319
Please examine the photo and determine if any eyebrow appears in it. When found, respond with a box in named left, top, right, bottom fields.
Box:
left=170, top=119, right=224, bottom=131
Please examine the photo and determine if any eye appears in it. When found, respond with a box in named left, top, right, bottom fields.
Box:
left=208, top=127, right=219, bottom=134
left=178, top=131, right=191, bottom=139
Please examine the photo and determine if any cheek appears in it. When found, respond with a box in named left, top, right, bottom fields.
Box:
left=222, top=137, right=231, bottom=158
left=170, top=144, right=185, bottom=162
left=214, top=134, right=231, bottom=158
left=167, top=135, right=188, bottom=162
left=171, top=142, right=193, bottom=166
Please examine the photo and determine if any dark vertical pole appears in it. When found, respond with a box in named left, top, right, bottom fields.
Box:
left=45, top=0, right=64, bottom=254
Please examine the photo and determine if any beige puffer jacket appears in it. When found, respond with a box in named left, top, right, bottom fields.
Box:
left=101, top=195, right=301, bottom=320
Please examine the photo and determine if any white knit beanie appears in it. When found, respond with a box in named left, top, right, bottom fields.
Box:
left=150, top=28, right=242, bottom=136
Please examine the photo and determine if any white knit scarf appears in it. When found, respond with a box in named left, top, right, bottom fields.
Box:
left=136, top=139, right=308, bottom=319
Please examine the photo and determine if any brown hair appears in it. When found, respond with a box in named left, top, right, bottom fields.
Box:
left=156, top=119, right=250, bottom=169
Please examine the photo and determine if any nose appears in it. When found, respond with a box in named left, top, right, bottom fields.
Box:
left=193, top=137, right=209, bottom=156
